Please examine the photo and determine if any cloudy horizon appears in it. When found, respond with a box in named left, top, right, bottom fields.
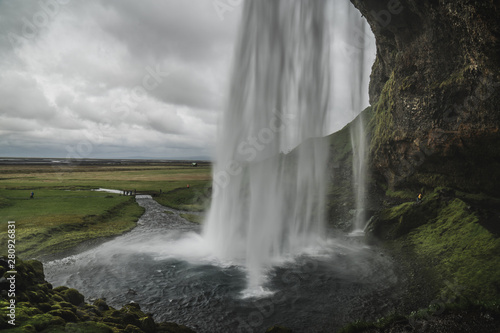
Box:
left=0, top=0, right=374, bottom=161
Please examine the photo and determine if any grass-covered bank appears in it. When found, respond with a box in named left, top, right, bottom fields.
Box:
left=154, top=183, right=211, bottom=212
left=1, top=193, right=144, bottom=259
left=342, top=187, right=500, bottom=332
left=0, top=162, right=211, bottom=260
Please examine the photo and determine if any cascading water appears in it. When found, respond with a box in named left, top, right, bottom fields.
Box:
left=203, top=0, right=331, bottom=292
left=328, top=1, right=373, bottom=234
left=347, top=7, right=370, bottom=233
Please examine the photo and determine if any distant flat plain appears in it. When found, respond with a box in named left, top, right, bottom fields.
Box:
left=0, top=158, right=211, bottom=259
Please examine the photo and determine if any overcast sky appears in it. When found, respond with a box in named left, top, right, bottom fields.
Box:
left=0, top=0, right=374, bottom=160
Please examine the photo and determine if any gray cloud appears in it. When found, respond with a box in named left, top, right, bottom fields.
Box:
left=0, top=0, right=373, bottom=160
left=0, top=0, right=241, bottom=159
left=0, top=72, right=55, bottom=120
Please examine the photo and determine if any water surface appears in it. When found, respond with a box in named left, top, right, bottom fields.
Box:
left=45, top=196, right=403, bottom=332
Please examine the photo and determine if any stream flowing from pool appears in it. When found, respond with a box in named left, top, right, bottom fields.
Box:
left=45, top=195, right=403, bottom=332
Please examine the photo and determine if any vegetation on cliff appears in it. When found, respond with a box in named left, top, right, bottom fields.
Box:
left=337, top=187, right=500, bottom=332
left=369, top=188, right=500, bottom=301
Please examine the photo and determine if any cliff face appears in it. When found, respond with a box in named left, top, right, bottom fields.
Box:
left=350, top=0, right=500, bottom=194
left=338, top=1, right=500, bottom=322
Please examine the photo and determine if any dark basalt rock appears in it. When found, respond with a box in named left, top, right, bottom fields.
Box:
left=350, top=0, right=500, bottom=195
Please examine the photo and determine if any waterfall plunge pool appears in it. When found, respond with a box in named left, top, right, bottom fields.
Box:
left=45, top=195, right=404, bottom=333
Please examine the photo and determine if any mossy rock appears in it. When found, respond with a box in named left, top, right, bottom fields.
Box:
left=120, top=302, right=143, bottom=315
left=36, top=282, right=52, bottom=293
left=140, top=315, right=156, bottom=333
left=51, top=294, right=65, bottom=303
left=0, top=258, right=196, bottom=333
left=21, top=313, right=66, bottom=331
left=121, top=312, right=141, bottom=327
left=37, top=302, right=52, bottom=312
left=370, top=188, right=500, bottom=303
left=26, top=290, right=50, bottom=304
left=48, top=309, right=78, bottom=322
left=9, top=259, right=45, bottom=292
left=117, top=303, right=152, bottom=329
left=369, top=189, right=447, bottom=240
left=94, top=298, right=110, bottom=311
left=53, top=286, right=69, bottom=292
left=62, top=321, right=113, bottom=333
left=25, top=260, right=44, bottom=280
left=14, top=292, right=29, bottom=303
left=102, top=315, right=125, bottom=325
left=124, top=324, right=144, bottom=333
left=407, top=198, right=500, bottom=300
left=57, top=301, right=77, bottom=309
left=16, top=303, right=43, bottom=320
left=75, top=308, right=93, bottom=321
left=61, top=288, right=85, bottom=306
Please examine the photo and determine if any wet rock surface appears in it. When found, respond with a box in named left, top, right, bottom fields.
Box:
left=350, top=0, right=500, bottom=194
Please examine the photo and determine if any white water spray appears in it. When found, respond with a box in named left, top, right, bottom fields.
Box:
left=203, top=0, right=374, bottom=290
left=203, top=0, right=331, bottom=290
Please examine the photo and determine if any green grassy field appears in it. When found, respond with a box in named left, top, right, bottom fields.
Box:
left=0, top=161, right=212, bottom=259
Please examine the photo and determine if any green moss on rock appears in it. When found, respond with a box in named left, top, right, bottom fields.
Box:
left=94, top=298, right=110, bottom=311
left=370, top=71, right=396, bottom=156
left=61, top=288, right=85, bottom=306
left=62, top=321, right=113, bottom=333
left=0, top=257, right=196, bottom=333
left=368, top=188, right=500, bottom=302
left=48, top=309, right=78, bottom=322
left=408, top=198, right=500, bottom=300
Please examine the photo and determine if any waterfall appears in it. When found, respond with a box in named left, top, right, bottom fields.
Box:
left=203, top=0, right=331, bottom=291
left=329, top=2, right=372, bottom=233
left=351, top=111, right=368, bottom=233
left=348, top=9, right=370, bottom=233
left=202, top=0, right=374, bottom=291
